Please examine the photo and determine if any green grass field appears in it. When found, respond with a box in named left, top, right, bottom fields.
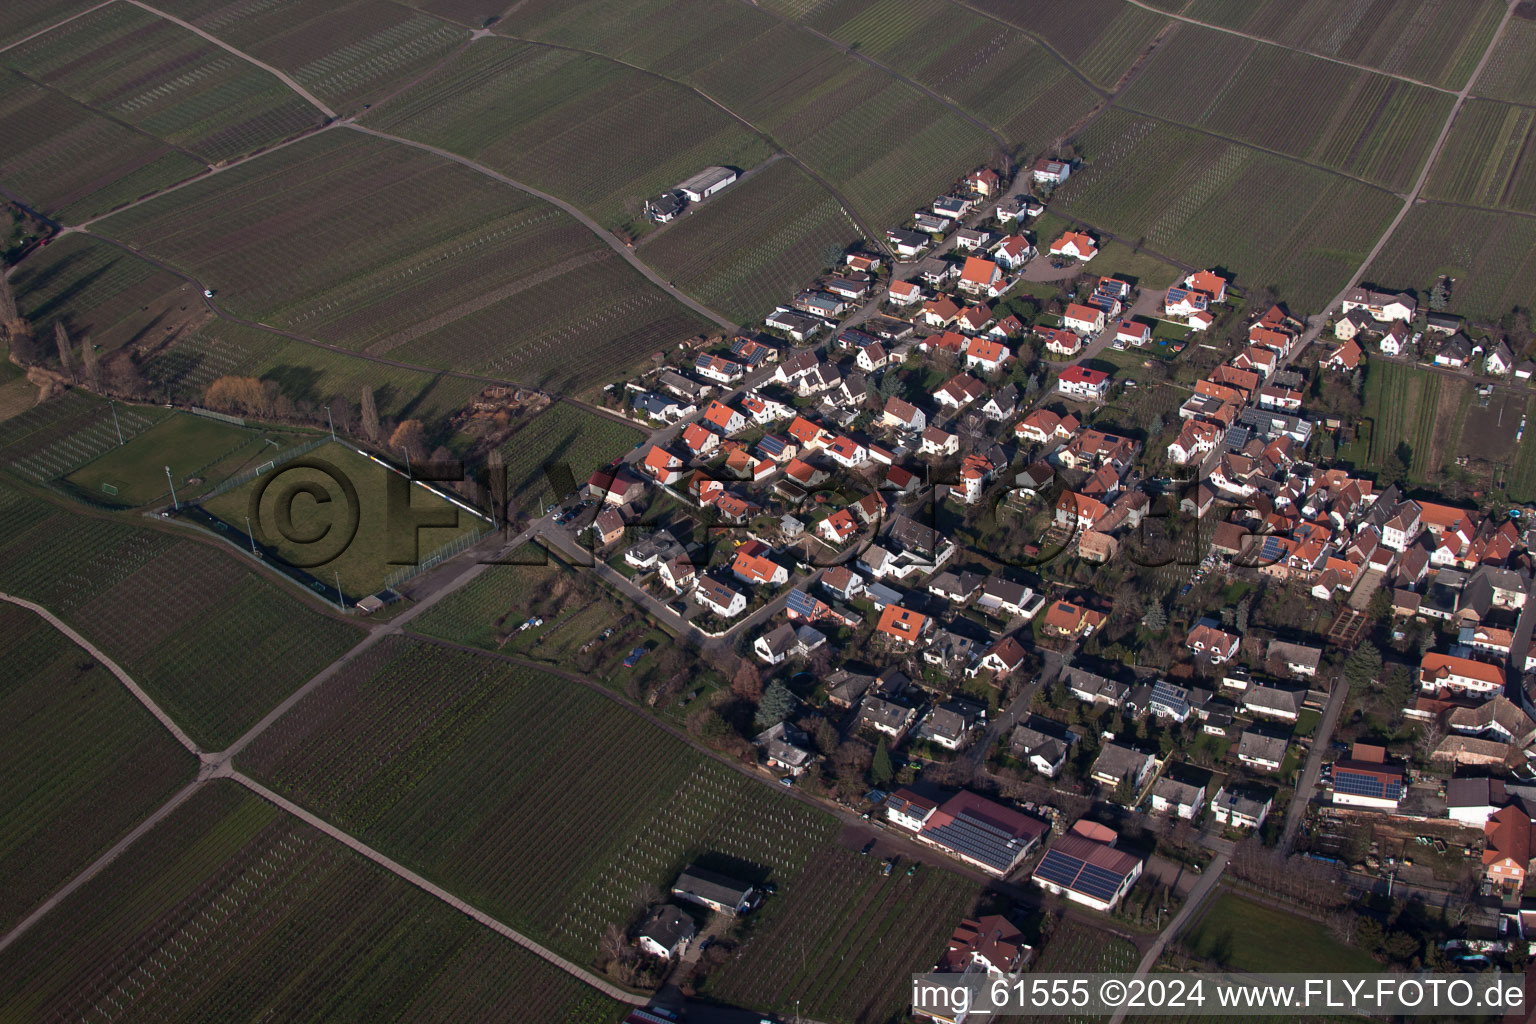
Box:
left=0, top=780, right=625, bottom=1023
left=0, top=603, right=197, bottom=934
left=1053, top=109, right=1402, bottom=313
left=200, top=441, right=488, bottom=598
left=1356, top=359, right=1454, bottom=480
left=0, top=68, right=206, bottom=222
left=3, top=3, right=324, bottom=163
left=150, top=0, right=471, bottom=115
left=96, top=130, right=710, bottom=390
left=63, top=412, right=305, bottom=507
left=1183, top=889, right=1381, bottom=973
left=1119, top=24, right=1454, bottom=192
left=639, top=158, right=864, bottom=322
left=0, top=389, right=168, bottom=483
left=364, top=37, right=775, bottom=237
left=1181, top=0, right=1507, bottom=90
left=0, top=481, right=362, bottom=748
left=497, top=402, right=644, bottom=516
left=1364, top=201, right=1536, bottom=321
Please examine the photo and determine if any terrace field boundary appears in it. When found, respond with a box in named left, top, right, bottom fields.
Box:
left=123, top=0, right=339, bottom=119
left=1121, top=0, right=1462, bottom=94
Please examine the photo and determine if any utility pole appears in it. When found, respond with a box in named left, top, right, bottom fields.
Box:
left=245, top=515, right=257, bottom=556
left=108, top=400, right=123, bottom=445
left=164, top=465, right=179, bottom=510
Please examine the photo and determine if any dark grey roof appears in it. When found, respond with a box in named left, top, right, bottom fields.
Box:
left=672, top=867, right=753, bottom=909
left=638, top=905, right=696, bottom=950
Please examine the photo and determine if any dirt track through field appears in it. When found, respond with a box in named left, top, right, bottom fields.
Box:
left=1121, top=0, right=1461, bottom=94
left=125, top=0, right=339, bottom=119
left=0, top=591, right=201, bottom=754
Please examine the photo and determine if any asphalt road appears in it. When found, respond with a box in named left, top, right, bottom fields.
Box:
left=1281, top=680, right=1350, bottom=851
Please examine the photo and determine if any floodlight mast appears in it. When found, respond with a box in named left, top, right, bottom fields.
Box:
left=164, top=466, right=179, bottom=510
left=245, top=515, right=257, bottom=556
left=334, top=571, right=344, bottom=611
left=108, top=400, right=123, bottom=445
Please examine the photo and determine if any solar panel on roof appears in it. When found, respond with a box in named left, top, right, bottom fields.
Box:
left=1074, top=864, right=1128, bottom=901
left=1033, top=850, right=1086, bottom=888
left=786, top=590, right=818, bottom=615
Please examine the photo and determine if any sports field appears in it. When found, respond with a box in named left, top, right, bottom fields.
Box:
left=1119, top=24, right=1453, bottom=192
left=149, top=0, right=471, bottom=115
left=639, top=159, right=864, bottom=323
left=0, top=780, right=626, bottom=1023
left=0, top=68, right=205, bottom=223
left=363, top=38, right=775, bottom=236
left=1364, top=202, right=1536, bottom=322
left=1052, top=109, right=1402, bottom=313
left=0, top=603, right=197, bottom=934
left=0, top=390, right=168, bottom=483
left=200, top=441, right=489, bottom=598
left=1181, top=0, right=1507, bottom=90
left=95, top=130, right=711, bottom=389
left=3, top=3, right=324, bottom=163
left=1422, top=99, right=1536, bottom=213
left=0, top=482, right=362, bottom=749
left=64, top=412, right=309, bottom=508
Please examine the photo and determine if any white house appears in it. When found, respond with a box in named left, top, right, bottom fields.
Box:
left=1150, top=777, right=1207, bottom=820
left=1062, top=303, right=1105, bottom=335
left=1057, top=365, right=1109, bottom=400
left=694, top=577, right=746, bottom=618
left=1115, top=320, right=1151, bottom=347
left=1341, top=286, right=1416, bottom=323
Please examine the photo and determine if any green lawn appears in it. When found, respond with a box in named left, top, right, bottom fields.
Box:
left=64, top=413, right=305, bottom=507
left=1183, top=889, right=1381, bottom=973
left=200, top=441, right=487, bottom=598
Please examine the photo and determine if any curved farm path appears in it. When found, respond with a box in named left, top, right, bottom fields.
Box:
left=0, top=591, right=201, bottom=755
left=1121, top=0, right=1461, bottom=94
left=124, top=0, right=339, bottom=118
left=487, top=33, right=892, bottom=254
left=346, top=123, right=739, bottom=333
